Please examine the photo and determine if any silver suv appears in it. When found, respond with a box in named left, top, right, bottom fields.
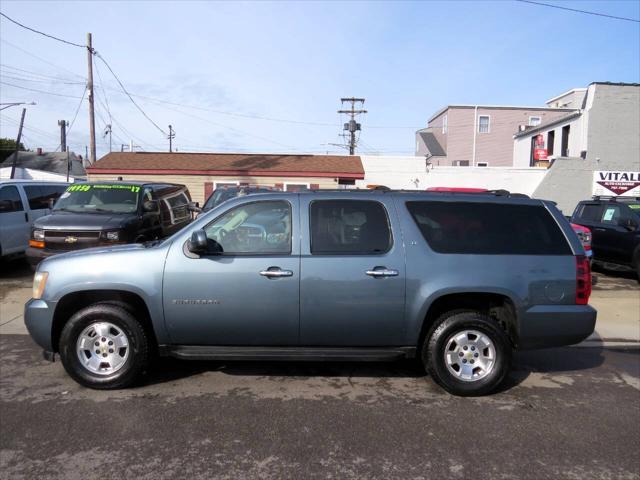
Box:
left=24, top=190, right=596, bottom=396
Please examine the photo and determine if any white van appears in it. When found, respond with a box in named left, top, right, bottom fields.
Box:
left=0, top=180, right=68, bottom=259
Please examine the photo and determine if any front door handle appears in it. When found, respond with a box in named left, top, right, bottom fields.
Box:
left=366, top=267, right=399, bottom=278
left=259, top=268, right=293, bottom=278
left=594, top=228, right=606, bottom=232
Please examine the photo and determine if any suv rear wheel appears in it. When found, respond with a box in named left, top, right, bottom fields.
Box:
left=423, top=310, right=512, bottom=396
left=58, top=303, right=150, bottom=389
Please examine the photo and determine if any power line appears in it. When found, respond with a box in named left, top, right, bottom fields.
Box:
left=0, top=80, right=83, bottom=99
left=0, top=39, right=85, bottom=79
left=66, top=86, right=87, bottom=137
left=515, top=0, right=640, bottom=23
left=0, top=73, right=85, bottom=85
left=0, top=12, right=87, bottom=47
left=0, top=63, right=84, bottom=82
left=93, top=52, right=167, bottom=136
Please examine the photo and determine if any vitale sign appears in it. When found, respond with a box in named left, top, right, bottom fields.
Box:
left=593, top=171, right=640, bottom=196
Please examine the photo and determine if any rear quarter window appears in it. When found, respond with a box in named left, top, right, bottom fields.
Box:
left=406, top=201, right=572, bottom=255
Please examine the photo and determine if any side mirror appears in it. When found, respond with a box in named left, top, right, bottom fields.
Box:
left=48, top=198, right=56, bottom=209
left=187, top=230, right=209, bottom=254
left=188, top=201, right=201, bottom=213
left=143, top=200, right=159, bottom=213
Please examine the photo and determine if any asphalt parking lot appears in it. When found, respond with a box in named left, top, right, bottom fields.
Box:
left=1, top=258, right=639, bottom=479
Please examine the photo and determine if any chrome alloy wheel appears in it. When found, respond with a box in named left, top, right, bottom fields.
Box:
left=444, top=330, right=496, bottom=382
left=76, top=322, right=130, bottom=375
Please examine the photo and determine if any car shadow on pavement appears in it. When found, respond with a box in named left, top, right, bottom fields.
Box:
left=499, top=344, right=607, bottom=392
left=0, top=257, right=32, bottom=280
left=141, top=357, right=427, bottom=387
left=592, top=262, right=638, bottom=288
left=140, top=345, right=609, bottom=393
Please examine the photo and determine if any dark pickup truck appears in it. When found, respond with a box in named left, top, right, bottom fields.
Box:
left=26, top=182, right=193, bottom=268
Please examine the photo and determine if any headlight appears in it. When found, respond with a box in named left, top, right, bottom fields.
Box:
left=103, top=231, right=120, bottom=241
left=33, top=229, right=45, bottom=240
left=33, top=271, right=48, bottom=299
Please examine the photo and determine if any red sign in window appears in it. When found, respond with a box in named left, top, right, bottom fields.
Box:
left=534, top=148, right=548, bottom=160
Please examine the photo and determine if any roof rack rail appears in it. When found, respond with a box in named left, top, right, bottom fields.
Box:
left=592, top=195, right=640, bottom=201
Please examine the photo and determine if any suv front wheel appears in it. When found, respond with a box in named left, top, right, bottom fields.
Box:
left=59, top=303, right=150, bottom=389
left=423, top=311, right=512, bottom=396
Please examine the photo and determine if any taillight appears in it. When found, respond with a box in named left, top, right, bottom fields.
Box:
left=576, top=255, right=591, bottom=305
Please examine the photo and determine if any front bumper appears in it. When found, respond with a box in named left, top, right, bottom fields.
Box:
left=518, top=304, right=597, bottom=349
left=25, top=247, right=57, bottom=267
left=24, top=297, right=56, bottom=354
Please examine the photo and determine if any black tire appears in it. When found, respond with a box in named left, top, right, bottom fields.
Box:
left=59, top=303, right=150, bottom=389
left=422, top=310, right=512, bottom=397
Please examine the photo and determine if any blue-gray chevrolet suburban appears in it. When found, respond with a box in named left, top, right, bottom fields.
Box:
left=24, top=190, right=596, bottom=396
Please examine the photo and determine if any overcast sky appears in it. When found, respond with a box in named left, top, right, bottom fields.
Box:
left=0, top=0, right=638, bottom=159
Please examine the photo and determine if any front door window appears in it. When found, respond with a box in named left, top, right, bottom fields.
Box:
left=204, top=200, right=291, bottom=254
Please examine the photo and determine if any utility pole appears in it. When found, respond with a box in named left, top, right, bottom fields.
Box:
left=66, top=146, right=71, bottom=182
left=9, top=108, right=26, bottom=179
left=338, top=97, right=367, bottom=155
left=58, top=120, right=68, bottom=152
left=104, top=124, right=112, bottom=152
left=87, top=33, right=97, bottom=165
left=168, top=125, right=175, bottom=152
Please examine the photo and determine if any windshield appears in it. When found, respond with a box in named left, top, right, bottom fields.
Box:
left=54, top=184, right=141, bottom=214
left=629, top=203, right=640, bottom=217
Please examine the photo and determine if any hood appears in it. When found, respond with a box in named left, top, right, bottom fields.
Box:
left=34, top=212, right=134, bottom=231
left=39, top=241, right=168, bottom=270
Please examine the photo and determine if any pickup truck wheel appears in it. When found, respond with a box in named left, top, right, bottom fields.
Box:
left=423, top=311, right=512, bottom=397
left=59, top=303, right=150, bottom=389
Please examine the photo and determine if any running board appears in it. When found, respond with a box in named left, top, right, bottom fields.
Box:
left=163, top=346, right=416, bottom=362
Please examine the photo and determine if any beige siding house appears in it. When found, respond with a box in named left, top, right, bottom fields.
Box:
left=416, top=105, right=576, bottom=167
left=86, top=152, right=365, bottom=204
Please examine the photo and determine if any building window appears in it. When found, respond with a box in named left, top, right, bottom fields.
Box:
left=452, top=160, right=470, bottom=167
left=529, top=116, right=542, bottom=126
left=284, top=183, right=310, bottom=192
left=442, top=114, right=448, bottom=134
left=478, top=115, right=490, bottom=133
left=214, top=181, right=240, bottom=189
left=477, top=162, right=489, bottom=167
left=547, top=130, right=555, bottom=155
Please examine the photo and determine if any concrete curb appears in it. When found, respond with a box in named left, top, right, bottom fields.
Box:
left=573, top=340, right=640, bottom=348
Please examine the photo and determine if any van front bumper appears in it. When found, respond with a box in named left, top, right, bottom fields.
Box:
left=24, top=298, right=56, bottom=355
left=518, top=305, right=597, bottom=349
left=25, top=247, right=57, bottom=268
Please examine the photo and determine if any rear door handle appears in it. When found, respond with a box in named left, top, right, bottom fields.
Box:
left=259, top=268, right=293, bottom=278
left=366, top=268, right=399, bottom=278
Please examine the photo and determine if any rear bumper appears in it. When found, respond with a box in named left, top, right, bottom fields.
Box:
left=518, top=304, right=597, bottom=349
left=24, top=298, right=56, bottom=353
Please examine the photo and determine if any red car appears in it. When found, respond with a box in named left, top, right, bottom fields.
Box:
left=570, top=223, right=593, bottom=261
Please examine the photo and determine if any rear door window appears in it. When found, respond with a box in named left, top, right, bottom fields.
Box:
left=406, top=201, right=572, bottom=255
left=163, top=191, right=190, bottom=224
left=0, top=186, right=24, bottom=212
left=575, top=203, right=603, bottom=223
left=600, top=205, right=622, bottom=225
left=310, top=200, right=392, bottom=255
